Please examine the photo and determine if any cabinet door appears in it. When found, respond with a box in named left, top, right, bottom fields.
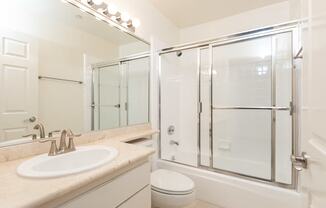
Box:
left=118, top=186, right=151, bottom=208
left=59, top=162, right=150, bottom=208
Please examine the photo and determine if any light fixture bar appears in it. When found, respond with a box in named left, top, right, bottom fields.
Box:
left=76, top=0, right=140, bottom=31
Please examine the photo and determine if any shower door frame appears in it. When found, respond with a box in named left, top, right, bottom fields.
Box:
left=91, top=52, right=151, bottom=130
left=158, top=21, right=302, bottom=189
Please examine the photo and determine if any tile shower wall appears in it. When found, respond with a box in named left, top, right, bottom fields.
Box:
left=160, top=49, right=199, bottom=166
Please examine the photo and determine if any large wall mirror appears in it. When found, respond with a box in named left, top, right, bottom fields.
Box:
left=0, top=0, right=150, bottom=147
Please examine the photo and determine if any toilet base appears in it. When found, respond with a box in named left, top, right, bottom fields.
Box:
left=151, top=189, right=196, bottom=208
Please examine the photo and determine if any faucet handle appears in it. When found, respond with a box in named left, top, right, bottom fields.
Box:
left=66, top=129, right=81, bottom=138
left=37, top=138, right=58, bottom=156
left=48, top=130, right=61, bottom=138
left=23, top=134, right=37, bottom=140
left=24, top=134, right=58, bottom=156
left=68, top=137, right=76, bottom=152
left=67, top=130, right=81, bottom=152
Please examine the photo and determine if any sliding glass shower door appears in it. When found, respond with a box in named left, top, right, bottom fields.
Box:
left=211, top=33, right=293, bottom=183
left=159, top=26, right=297, bottom=187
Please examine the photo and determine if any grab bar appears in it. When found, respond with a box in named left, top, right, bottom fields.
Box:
left=38, top=76, right=83, bottom=84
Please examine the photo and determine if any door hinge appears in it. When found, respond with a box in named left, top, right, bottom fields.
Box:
left=291, top=152, right=309, bottom=171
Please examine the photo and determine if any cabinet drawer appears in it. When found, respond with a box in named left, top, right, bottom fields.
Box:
left=118, top=186, right=151, bottom=208
left=59, top=162, right=150, bottom=208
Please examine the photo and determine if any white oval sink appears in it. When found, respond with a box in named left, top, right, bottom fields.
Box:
left=17, top=145, right=119, bottom=178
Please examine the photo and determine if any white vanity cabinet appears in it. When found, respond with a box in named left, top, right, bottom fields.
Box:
left=58, top=162, right=151, bottom=208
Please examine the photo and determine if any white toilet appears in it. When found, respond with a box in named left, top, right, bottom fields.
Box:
left=130, top=138, right=196, bottom=207
left=151, top=169, right=196, bottom=208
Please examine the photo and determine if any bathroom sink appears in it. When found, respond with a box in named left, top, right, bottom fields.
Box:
left=17, top=145, right=119, bottom=178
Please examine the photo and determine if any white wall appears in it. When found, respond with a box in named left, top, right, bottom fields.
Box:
left=179, top=1, right=292, bottom=43
left=160, top=49, right=199, bottom=167
left=119, top=42, right=150, bottom=57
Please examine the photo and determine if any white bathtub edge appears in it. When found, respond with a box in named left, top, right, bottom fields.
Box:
left=156, top=160, right=309, bottom=208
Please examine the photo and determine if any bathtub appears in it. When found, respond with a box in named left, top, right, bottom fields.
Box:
left=156, top=160, right=308, bottom=208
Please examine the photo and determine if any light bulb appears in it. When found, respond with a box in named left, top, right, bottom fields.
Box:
left=121, top=12, right=130, bottom=22
left=82, top=0, right=93, bottom=5
left=97, top=7, right=106, bottom=14
left=107, top=4, right=118, bottom=15
left=132, top=18, right=141, bottom=28
left=92, top=0, right=103, bottom=5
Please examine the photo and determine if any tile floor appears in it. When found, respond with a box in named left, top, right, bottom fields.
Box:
left=185, top=200, right=222, bottom=208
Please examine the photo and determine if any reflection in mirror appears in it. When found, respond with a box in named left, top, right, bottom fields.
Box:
left=0, top=0, right=150, bottom=147
left=92, top=55, right=149, bottom=130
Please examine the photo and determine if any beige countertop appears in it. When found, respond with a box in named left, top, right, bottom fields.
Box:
left=0, top=125, right=158, bottom=208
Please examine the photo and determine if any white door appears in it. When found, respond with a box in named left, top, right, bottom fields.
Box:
left=0, top=30, right=38, bottom=143
left=300, top=0, right=326, bottom=207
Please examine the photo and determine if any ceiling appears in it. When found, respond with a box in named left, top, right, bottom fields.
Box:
left=150, top=0, right=287, bottom=28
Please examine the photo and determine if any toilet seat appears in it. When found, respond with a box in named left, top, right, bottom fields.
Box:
left=151, top=169, right=194, bottom=195
left=152, top=186, right=193, bottom=195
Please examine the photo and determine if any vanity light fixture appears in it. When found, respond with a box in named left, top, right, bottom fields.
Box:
left=66, top=0, right=141, bottom=32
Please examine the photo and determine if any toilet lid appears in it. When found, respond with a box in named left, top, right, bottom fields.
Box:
left=151, top=169, right=194, bottom=194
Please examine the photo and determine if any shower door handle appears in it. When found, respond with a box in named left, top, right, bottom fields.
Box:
left=291, top=152, right=310, bottom=171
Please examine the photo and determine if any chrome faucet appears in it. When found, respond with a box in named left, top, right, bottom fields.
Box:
left=33, top=123, right=45, bottom=138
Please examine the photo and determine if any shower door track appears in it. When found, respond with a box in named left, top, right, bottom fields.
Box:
left=212, top=106, right=291, bottom=111
left=158, top=20, right=302, bottom=190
